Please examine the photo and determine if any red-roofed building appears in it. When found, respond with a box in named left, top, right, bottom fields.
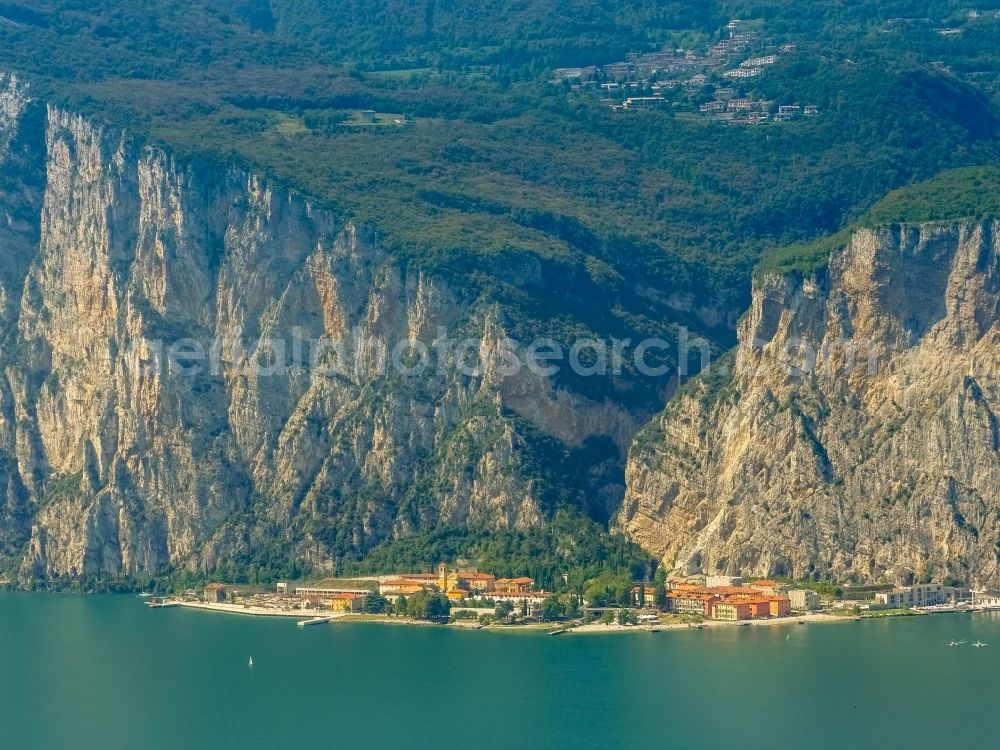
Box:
left=710, top=599, right=752, bottom=620
left=631, top=585, right=657, bottom=607
left=666, top=590, right=718, bottom=616
left=496, top=577, right=535, bottom=594
left=395, top=573, right=440, bottom=588
left=459, top=572, right=496, bottom=593
left=667, top=582, right=791, bottom=620
left=380, top=579, right=430, bottom=596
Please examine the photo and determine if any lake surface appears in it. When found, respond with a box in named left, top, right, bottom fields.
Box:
left=1, top=594, right=998, bottom=749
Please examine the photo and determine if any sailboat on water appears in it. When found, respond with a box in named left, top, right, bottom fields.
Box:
left=248, top=656, right=254, bottom=667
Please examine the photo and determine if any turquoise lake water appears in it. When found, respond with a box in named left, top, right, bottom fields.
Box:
left=1, top=594, right=998, bottom=749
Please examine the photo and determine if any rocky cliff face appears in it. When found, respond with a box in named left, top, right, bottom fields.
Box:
left=620, top=220, right=1000, bottom=587
left=12, top=67, right=996, bottom=589
left=0, top=74, right=638, bottom=579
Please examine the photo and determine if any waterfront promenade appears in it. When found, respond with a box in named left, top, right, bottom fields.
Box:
left=167, top=598, right=850, bottom=633
left=175, top=601, right=350, bottom=619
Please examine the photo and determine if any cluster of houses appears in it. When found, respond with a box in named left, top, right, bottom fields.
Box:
left=699, top=90, right=819, bottom=125
left=551, top=48, right=715, bottom=89
left=379, top=564, right=544, bottom=605
left=552, top=18, right=818, bottom=125
left=201, top=572, right=995, bottom=622
left=708, top=23, right=761, bottom=58
left=200, top=564, right=547, bottom=615
left=549, top=20, right=763, bottom=99
left=665, top=577, right=821, bottom=621
left=720, top=53, right=784, bottom=80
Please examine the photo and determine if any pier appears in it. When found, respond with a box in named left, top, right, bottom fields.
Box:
left=298, top=616, right=334, bottom=627
left=169, top=600, right=347, bottom=620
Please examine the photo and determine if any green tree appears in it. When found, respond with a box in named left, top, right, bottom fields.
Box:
left=495, top=600, right=514, bottom=620
left=406, top=590, right=451, bottom=621
left=583, top=573, right=632, bottom=607
left=617, top=609, right=637, bottom=626
left=541, top=595, right=565, bottom=621
left=426, top=593, right=451, bottom=621
left=363, top=591, right=388, bottom=614
left=565, top=594, right=581, bottom=619
left=653, top=567, right=668, bottom=609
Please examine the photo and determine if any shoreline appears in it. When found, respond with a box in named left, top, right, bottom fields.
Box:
left=167, top=600, right=878, bottom=634
left=159, top=599, right=999, bottom=635
left=567, top=612, right=849, bottom=634
left=173, top=601, right=481, bottom=628
left=174, top=601, right=349, bottom=619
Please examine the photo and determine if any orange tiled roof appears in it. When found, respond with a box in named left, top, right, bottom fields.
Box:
left=332, top=592, right=361, bottom=601
left=382, top=582, right=425, bottom=594
left=667, top=591, right=717, bottom=602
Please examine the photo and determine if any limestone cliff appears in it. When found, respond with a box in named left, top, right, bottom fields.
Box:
left=620, top=220, right=1000, bottom=587
left=0, top=74, right=639, bottom=579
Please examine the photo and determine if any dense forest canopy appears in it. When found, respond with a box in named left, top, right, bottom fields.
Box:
left=757, top=165, right=1000, bottom=277
left=3, top=1, right=997, bottom=286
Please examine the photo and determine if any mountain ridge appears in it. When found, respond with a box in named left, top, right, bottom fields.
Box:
left=0, top=73, right=646, bottom=582
left=620, top=213, right=1000, bottom=587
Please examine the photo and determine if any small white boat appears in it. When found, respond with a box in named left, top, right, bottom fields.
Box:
left=138, top=592, right=152, bottom=598
left=248, top=657, right=254, bottom=667
left=974, top=641, right=989, bottom=648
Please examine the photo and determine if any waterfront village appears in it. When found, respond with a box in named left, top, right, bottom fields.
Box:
left=149, top=563, right=1000, bottom=632
left=551, top=18, right=818, bottom=125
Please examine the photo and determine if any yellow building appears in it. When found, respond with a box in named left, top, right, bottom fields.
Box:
left=436, top=563, right=488, bottom=601
left=437, top=564, right=467, bottom=601
left=330, top=593, right=363, bottom=613
left=631, top=585, right=656, bottom=607
left=433, top=563, right=500, bottom=601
